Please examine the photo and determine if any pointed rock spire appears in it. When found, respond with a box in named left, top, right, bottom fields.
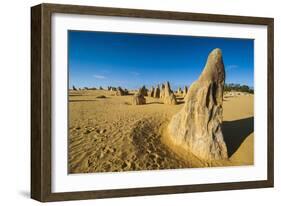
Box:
left=163, top=81, right=177, bottom=105
left=167, top=48, right=228, bottom=160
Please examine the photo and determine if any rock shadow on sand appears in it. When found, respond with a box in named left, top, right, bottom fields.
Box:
left=222, top=116, right=254, bottom=157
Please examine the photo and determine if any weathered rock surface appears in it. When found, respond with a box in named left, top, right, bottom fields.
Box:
left=153, top=85, right=160, bottom=98
left=183, top=86, right=188, bottom=97
left=139, top=86, right=148, bottom=96
left=132, top=93, right=146, bottom=105
left=163, top=81, right=177, bottom=105
left=167, top=48, right=228, bottom=160
left=150, top=87, right=155, bottom=97
left=160, top=84, right=165, bottom=99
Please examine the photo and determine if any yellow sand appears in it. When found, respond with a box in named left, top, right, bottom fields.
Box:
left=68, top=90, right=253, bottom=173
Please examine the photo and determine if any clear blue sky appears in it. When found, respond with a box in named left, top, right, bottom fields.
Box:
left=68, top=30, right=254, bottom=90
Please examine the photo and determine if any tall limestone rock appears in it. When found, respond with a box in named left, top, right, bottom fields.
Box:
left=167, top=48, right=228, bottom=160
left=183, top=86, right=188, bottom=97
left=150, top=86, right=155, bottom=97
left=153, top=85, right=160, bottom=98
left=160, top=84, right=165, bottom=99
left=163, top=81, right=177, bottom=105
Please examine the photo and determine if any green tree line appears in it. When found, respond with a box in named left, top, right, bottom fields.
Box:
left=224, top=83, right=254, bottom=94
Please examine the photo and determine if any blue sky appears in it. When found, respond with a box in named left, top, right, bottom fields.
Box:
left=68, top=30, right=254, bottom=90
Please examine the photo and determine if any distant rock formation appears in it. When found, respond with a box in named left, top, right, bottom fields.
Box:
left=132, top=92, right=146, bottom=105
left=139, top=86, right=148, bottom=96
left=110, top=87, right=117, bottom=91
left=150, top=87, right=155, bottom=97
left=163, top=81, right=177, bottom=105
left=153, top=85, right=160, bottom=98
left=116, top=87, right=128, bottom=96
left=183, top=86, right=188, bottom=97
left=168, top=48, right=228, bottom=160
left=160, top=84, right=165, bottom=99
left=177, top=87, right=182, bottom=94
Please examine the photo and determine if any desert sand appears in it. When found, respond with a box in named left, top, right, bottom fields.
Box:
left=68, top=89, right=253, bottom=173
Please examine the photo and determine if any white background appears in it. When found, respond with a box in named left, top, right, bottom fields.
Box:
left=0, top=0, right=280, bottom=205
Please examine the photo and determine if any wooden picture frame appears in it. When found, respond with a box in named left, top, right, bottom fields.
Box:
left=31, top=3, right=274, bottom=202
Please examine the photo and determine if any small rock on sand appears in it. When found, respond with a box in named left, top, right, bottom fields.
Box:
left=96, top=95, right=107, bottom=98
left=132, top=93, right=146, bottom=105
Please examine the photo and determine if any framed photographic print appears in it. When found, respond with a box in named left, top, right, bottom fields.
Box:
left=31, top=3, right=274, bottom=202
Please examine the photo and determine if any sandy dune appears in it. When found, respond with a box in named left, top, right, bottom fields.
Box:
left=68, top=90, right=253, bottom=173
